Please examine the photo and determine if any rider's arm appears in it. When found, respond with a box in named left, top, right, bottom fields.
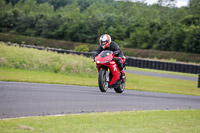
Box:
left=112, top=42, right=124, bottom=57
left=94, top=45, right=103, bottom=55
left=92, top=45, right=103, bottom=59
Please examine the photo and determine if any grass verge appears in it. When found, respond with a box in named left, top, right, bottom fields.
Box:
left=126, top=73, right=199, bottom=96
left=0, top=43, right=199, bottom=95
left=1, top=110, right=200, bottom=133
left=0, top=67, right=199, bottom=96
left=0, top=44, right=97, bottom=76
left=0, top=67, right=98, bottom=87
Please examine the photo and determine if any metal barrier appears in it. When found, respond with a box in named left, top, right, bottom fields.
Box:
left=198, top=74, right=200, bottom=88
left=126, top=57, right=200, bottom=74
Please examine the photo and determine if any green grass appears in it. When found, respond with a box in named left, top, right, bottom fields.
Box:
left=0, top=43, right=97, bottom=76
left=1, top=110, right=200, bottom=133
left=126, top=73, right=199, bottom=96
left=0, top=67, right=98, bottom=87
left=0, top=43, right=199, bottom=96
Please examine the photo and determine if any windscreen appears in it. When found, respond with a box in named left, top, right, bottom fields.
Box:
left=99, top=50, right=113, bottom=58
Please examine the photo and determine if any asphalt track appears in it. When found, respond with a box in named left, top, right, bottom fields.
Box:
left=0, top=81, right=200, bottom=119
left=125, top=70, right=198, bottom=81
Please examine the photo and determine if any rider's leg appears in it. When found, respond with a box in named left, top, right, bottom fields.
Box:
left=117, top=59, right=123, bottom=71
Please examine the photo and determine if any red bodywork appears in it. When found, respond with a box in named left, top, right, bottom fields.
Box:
left=95, top=50, right=126, bottom=86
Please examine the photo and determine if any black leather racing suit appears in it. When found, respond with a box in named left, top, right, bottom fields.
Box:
left=93, top=41, right=125, bottom=71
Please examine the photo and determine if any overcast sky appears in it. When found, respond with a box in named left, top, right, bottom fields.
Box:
left=135, top=0, right=189, bottom=7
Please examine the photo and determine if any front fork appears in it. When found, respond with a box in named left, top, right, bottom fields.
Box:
left=105, top=69, right=110, bottom=83
left=98, top=67, right=110, bottom=83
left=97, top=66, right=112, bottom=85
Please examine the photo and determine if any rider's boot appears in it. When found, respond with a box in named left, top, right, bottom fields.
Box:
left=120, top=69, right=126, bottom=83
left=116, top=58, right=126, bottom=82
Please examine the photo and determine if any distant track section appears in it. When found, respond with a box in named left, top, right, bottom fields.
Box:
left=125, top=70, right=198, bottom=81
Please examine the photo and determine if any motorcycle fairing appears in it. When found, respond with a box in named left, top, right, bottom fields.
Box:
left=95, top=50, right=121, bottom=86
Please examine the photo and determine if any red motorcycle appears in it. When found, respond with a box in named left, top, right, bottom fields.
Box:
left=94, top=50, right=126, bottom=93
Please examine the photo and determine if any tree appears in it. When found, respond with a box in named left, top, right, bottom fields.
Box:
left=183, top=26, right=200, bottom=53
left=0, top=0, right=7, bottom=14
left=1, top=0, right=199, bottom=54
left=37, top=2, right=54, bottom=16
left=23, top=0, right=38, bottom=15
left=170, top=25, right=186, bottom=52
left=5, top=0, right=19, bottom=5
left=0, top=8, right=25, bottom=32
left=181, top=15, right=200, bottom=26
left=0, top=0, right=12, bottom=15
left=189, top=0, right=200, bottom=16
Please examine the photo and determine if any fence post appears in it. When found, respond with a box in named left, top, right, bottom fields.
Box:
left=198, top=74, right=200, bottom=88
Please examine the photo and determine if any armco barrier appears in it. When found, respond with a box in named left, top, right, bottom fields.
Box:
left=4, top=42, right=200, bottom=74
left=198, top=74, right=200, bottom=88
left=125, top=57, right=200, bottom=74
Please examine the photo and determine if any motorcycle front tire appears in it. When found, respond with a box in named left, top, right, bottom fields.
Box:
left=98, top=69, right=108, bottom=92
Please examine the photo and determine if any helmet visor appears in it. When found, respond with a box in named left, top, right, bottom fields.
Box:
left=101, top=41, right=108, bottom=47
left=102, top=41, right=107, bottom=45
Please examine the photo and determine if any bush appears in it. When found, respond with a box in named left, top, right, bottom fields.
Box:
left=75, top=45, right=89, bottom=52
left=0, top=33, right=92, bottom=51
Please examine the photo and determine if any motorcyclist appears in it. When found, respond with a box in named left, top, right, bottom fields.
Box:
left=93, top=34, right=125, bottom=72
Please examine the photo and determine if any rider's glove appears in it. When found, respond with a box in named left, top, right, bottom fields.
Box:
left=113, top=57, right=121, bottom=61
left=112, top=57, right=116, bottom=61
left=92, top=52, right=98, bottom=59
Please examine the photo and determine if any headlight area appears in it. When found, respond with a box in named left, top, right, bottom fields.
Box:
left=96, top=60, right=101, bottom=64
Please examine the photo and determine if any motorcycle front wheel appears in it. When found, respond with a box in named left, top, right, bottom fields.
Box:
left=98, top=69, right=109, bottom=92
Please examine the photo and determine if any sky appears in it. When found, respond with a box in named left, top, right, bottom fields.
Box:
left=134, top=0, right=189, bottom=7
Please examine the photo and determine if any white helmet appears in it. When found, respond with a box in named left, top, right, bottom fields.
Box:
left=99, top=34, right=111, bottom=49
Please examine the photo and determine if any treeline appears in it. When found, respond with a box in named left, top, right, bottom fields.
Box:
left=0, top=0, right=199, bottom=54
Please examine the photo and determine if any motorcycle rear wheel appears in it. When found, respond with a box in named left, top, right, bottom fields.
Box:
left=114, top=82, right=125, bottom=93
left=98, top=69, right=109, bottom=92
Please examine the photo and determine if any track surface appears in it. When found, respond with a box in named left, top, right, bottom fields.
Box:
left=125, top=70, right=198, bottom=81
left=0, top=81, right=200, bottom=119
